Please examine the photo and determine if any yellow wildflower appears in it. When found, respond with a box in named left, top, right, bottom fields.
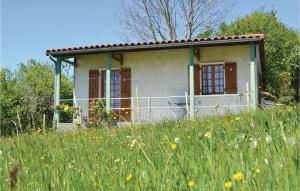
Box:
left=130, top=139, right=137, bottom=149
left=204, top=131, right=212, bottom=139
left=235, top=117, right=240, bottom=121
left=255, top=168, right=261, bottom=174
left=126, top=174, right=133, bottom=181
left=188, top=180, right=195, bottom=188
left=64, top=105, right=69, bottom=111
left=40, top=156, right=45, bottom=160
left=224, top=181, right=233, bottom=189
left=233, top=172, right=244, bottom=181
left=171, top=143, right=177, bottom=150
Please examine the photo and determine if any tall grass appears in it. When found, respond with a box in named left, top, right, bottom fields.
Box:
left=0, top=106, right=299, bottom=190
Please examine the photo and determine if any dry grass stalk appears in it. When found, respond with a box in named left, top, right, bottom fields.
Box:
left=9, top=159, right=19, bottom=190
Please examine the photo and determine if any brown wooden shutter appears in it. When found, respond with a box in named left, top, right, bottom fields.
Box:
left=101, top=70, right=106, bottom=98
left=225, top=63, right=237, bottom=94
left=194, top=64, right=201, bottom=95
left=89, top=70, right=99, bottom=99
left=89, top=70, right=99, bottom=118
left=120, top=68, right=131, bottom=121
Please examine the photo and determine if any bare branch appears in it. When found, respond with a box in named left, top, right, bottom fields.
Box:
left=119, top=0, right=231, bottom=41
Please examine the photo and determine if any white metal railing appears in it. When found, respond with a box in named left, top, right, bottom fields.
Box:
left=60, top=92, right=251, bottom=124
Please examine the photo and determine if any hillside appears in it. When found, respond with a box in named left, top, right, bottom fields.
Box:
left=0, top=106, right=299, bottom=190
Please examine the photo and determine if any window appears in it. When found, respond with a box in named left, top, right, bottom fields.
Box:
left=202, top=64, right=224, bottom=95
left=103, top=70, right=121, bottom=109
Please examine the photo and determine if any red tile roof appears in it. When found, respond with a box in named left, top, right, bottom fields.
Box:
left=46, top=34, right=264, bottom=56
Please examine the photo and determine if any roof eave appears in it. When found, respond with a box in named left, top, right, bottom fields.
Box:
left=47, top=38, right=261, bottom=57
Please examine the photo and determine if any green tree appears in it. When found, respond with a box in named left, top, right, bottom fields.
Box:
left=0, top=69, right=20, bottom=135
left=218, top=10, right=300, bottom=102
left=0, top=59, right=73, bottom=135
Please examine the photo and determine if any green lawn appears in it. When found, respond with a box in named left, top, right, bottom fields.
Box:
left=0, top=106, right=299, bottom=190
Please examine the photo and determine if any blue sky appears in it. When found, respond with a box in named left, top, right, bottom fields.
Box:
left=1, top=0, right=299, bottom=70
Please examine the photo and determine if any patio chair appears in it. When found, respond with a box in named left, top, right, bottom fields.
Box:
left=168, top=101, right=187, bottom=120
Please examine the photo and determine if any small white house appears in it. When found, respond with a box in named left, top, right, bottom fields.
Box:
left=46, top=34, right=265, bottom=124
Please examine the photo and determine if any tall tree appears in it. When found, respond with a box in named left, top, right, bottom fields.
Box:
left=218, top=10, right=300, bottom=101
left=0, top=69, right=19, bottom=135
left=120, top=0, right=230, bottom=41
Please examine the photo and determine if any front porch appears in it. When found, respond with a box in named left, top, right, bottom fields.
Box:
left=47, top=34, right=263, bottom=127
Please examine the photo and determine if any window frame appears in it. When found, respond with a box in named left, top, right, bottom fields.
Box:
left=200, top=62, right=226, bottom=95
left=101, top=68, right=122, bottom=110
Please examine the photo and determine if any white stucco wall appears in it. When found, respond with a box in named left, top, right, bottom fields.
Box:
left=74, top=45, right=258, bottom=121
left=124, top=49, right=189, bottom=121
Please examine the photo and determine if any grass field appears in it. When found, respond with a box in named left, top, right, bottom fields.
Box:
left=0, top=106, right=299, bottom=190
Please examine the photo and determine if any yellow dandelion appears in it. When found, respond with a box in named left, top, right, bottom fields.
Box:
left=235, top=117, right=240, bottom=121
left=171, top=143, right=177, bottom=150
left=233, top=172, right=244, bottom=181
left=64, top=105, right=69, bottom=111
left=188, top=180, right=195, bottom=188
left=224, top=181, right=233, bottom=189
left=204, top=131, right=212, bottom=139
left=287, top=107, right=293, bottom=112
left=255, top=168, right=261, bottom=174
left=126, top=174, right=133, bottom=181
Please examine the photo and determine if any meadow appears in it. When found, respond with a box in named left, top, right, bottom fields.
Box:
left=0, top=106, right=299, bottom=191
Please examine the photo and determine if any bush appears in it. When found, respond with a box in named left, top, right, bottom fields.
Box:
left=0, top=60, right=73, bottom=135
left=88, top=99, right=113, bottom=128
